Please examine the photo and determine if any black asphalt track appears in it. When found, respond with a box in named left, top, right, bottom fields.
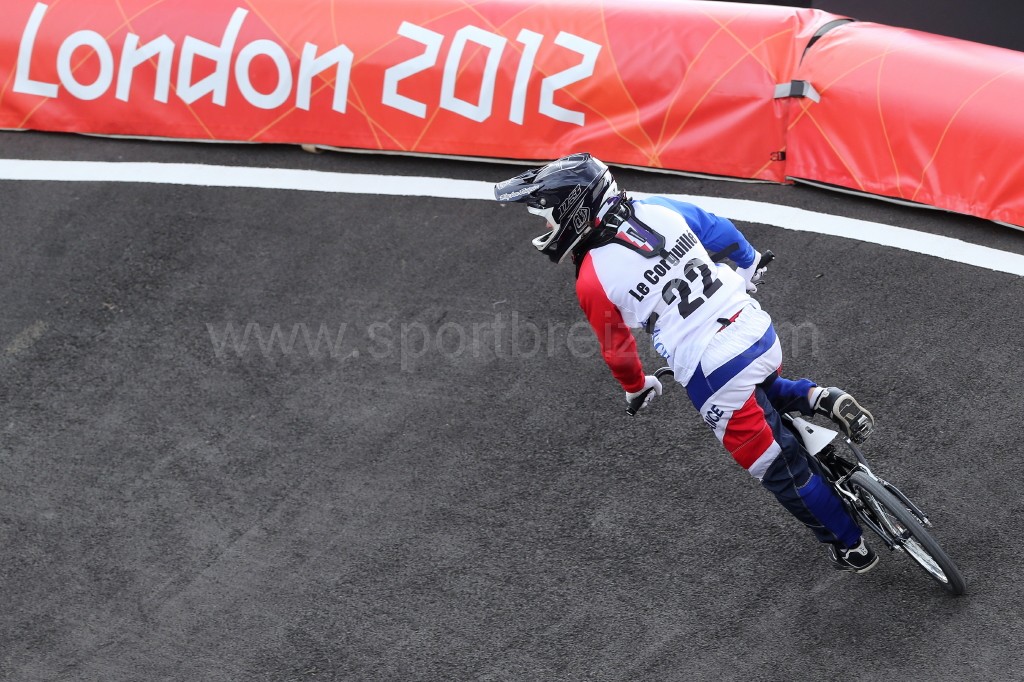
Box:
left=2, top=131, right=1023, bottom=680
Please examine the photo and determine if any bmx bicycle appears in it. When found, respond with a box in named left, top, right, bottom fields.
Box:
left=630, top=367, right=967, bottom=595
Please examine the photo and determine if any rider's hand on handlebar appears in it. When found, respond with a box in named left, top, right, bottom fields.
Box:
left=625, top=375, right=663, bottom=415
left=737, top=250, right=768, bottom=293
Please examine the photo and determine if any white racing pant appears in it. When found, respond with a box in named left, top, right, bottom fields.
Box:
left=683, top=304, right=861, bottom=547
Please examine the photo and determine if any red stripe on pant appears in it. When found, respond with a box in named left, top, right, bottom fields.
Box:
left=722, top=393, right=777, bottom=470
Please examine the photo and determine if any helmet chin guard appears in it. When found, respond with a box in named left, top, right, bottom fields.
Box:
left=494, top=153, right=616, bottom=263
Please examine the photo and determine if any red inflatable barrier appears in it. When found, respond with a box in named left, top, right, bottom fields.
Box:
left=2, top=1, right=1021, bottom=228
left=0, top=0, right=839, bottom=182
left=787, top=21, right=1024, bottom=227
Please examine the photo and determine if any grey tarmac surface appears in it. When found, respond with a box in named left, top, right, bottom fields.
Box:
left=1, top=131, right=1023, bottom=681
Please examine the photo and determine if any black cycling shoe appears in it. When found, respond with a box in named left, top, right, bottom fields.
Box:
left=827, top=538, right=880, bottom=574
left=814, top=387, right=875, bottom=443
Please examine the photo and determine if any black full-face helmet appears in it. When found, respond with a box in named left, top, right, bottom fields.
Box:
left=494, top=153, right=617, bottom=263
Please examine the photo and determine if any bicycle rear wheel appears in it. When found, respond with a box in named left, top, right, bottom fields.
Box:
left=849, top=471, right=967, bottom=595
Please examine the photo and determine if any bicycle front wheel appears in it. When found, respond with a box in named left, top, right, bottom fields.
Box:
left=849, top=471, right=967, bottom=595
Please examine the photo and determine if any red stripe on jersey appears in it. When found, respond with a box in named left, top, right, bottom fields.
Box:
left=576, top=253, right=645, bottom=393
left=722, top=394, right=777, bottom=470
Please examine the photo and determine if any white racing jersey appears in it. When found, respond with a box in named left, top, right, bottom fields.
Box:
left=575, top=197, right=757, bottom=392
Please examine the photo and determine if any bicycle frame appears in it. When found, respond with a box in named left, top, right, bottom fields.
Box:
left=783, top=414, right=933, bottom=549
left=643, top=367, right=965, bottom=593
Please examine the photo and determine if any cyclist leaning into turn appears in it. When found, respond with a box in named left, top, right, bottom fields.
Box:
left=494, top=153, right=879, bottom=573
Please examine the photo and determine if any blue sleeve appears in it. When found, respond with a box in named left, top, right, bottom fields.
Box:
left=640, top=196, right=756, bottom=268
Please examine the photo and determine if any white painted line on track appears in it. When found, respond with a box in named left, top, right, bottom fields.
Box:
left=1, top=159, right=1022, bottom=277
left=646, top=193, right=1024, bottom=277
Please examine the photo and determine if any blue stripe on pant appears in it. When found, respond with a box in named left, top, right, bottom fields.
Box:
left=754, top=387, right=862, bottom=548
left=686, top=324, right=777, bottom=411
